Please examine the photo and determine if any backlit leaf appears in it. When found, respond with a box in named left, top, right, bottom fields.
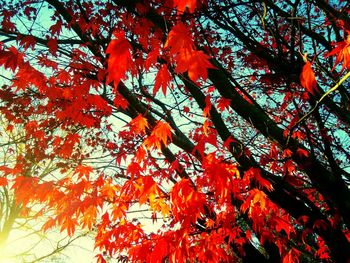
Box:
left=300, top=55, right=317, bottom=94
left=106, top=31, right=133, bottom=85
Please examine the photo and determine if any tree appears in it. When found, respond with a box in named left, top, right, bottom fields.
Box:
left=0, top=0, right=350, bottom=262
left=0, top=99, right=93, bottom=261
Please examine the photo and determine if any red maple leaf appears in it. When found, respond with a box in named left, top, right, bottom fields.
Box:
left=113, top=91, right=129, bottom=110
left=245, top=168, right=274, bottom=191
left=176, top=49, right=215, bottom=81
left=74, top=165, right=93, bottom=179
left=153, top=121, right=173, bottom=146
left=173, top=0, right=206, bottom=13
left=165, top=22, right=194, bottom=55
left=326, top=33, right=350, bottom=71
left=144, top=121, right=173, bottom=150
left=49, top=20, right=63, bottom=36
left=47, top=38, right=58, bottom=55
left=300, top=55, right=317, bottom=94
left=217, top=97, right=231, bottom=111
left=0, top=177, right=8, bottom=187
left=150, top=239, right=169, bottom=262
left=145, top=47, right=159, bottom=70
left=42, top=217, right=57, bottom=232
left=130, top=114, right=149, bottom=134
left=153, top=64, right=172, bottom=96
left=19, top=35, right=36, bottom=51
left=106, top=31, right=133, bottom=85
left=0, top=46, right=24, bottom=72
left=95, top=254, right=107, bottom=263
left=173, top=0, right=197, bottom=13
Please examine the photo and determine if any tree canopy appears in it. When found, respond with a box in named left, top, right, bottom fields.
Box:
left=0, top=0, right=350, bottom=262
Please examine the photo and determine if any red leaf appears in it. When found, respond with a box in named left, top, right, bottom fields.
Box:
left=283, top=248, right=300, bottom=263
left=95, top=254, right=107, bottom=263
left=113, top=93, right=129, bottom=110
left=0, top=46, right=24, bottom=72
left=47, top=38, right=58, bottom=55
left=150, top=239, right=168, bottom=263
left=173, top=0, right=198, bottom=13
left=217, top=97, right=231, bottom=111
left=19, top=35, right=36, bottom=51
left=38, top=55, right=58, bottom=69
left=0, top=177, right=8, bottom=187
left=203, top=95, right=212, bottom=117
left=296, top=148, right=309, bottom=158
left=283, top=159, right=296, bottom=174
left=49, top=20, right=63, bottom=36
left=170, top=179, right=206, bottom=224
left=300, top=56, right=317, bottom=94
left=175, top=49, right=215, bottom=81
left=165, top=23, right=193, bottom=54
left=153, top=64, right=172, bottom=96
left=326, top=34, right=350, bottom=71
left=23, top=6, right=37, bottom=19
left=106, top=31, right=133, bottom=85
left=245, top=168, right=274, bottom=191
left=145, top=48, right=159, bottom=70
left=144, top=121, right=173, bottom=150
left=274, top=217, right=295, bottom=239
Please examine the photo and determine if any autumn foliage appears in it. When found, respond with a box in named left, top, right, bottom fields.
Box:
left=0, top=0, right=350, bottom=262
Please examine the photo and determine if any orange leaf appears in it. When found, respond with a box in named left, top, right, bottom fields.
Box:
left=80, top=206, right=97, bottom=230
left=0, top=177, right=8, bottom=187
left=144, top=121, right=173, bottom=150
left=153, top=121, right=172, bottom=146
left=135, top=176, right=158, bottom=205
left=60, top=217, right=77, bottom=236
left=130, top=114, right=149, bottom=134
left=300, top=57, right=317, bottom=94
left=241, top=189, right=268, bottom=217
left=326, top=34, right=350, bottom=71
left=205, top=218, right=215, bottom=228
left=42, top=217, right=57, bottom=232
left=95, top=254, right=107, bottom=263
left=74, top=165, right=93, bottom=179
